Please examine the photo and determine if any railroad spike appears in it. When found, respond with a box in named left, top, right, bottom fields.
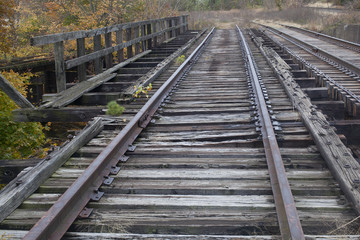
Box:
left=90, top=190, right=104, bottom=202
left=103, top=176, right=114, bottom=185
left=78, top=207, right=93, bottom=219
left=127, top=145, right=136, bottom=152
left=110, top=166, right=121, bottom=174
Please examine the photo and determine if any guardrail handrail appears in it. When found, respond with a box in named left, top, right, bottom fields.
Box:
left=32, top=15, right=188, bottom=93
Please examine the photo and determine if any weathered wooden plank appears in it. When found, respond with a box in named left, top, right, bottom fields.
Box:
left=12, top=107, right=105, bottom=122
left=76, top=38, right=86, bottom=82
left=126, top=28, right=133, bottom=58
left=3, top=230, right=360, bottom=240
left=65, top=24, right=186, bottom=69
left=0, top=117, right=104, bottom=223
left=122, top=29, right=207, bottom=98
left=0, top=230, right=281, bottom=240
left=93, top=35, right=102, bottom=74
left=41, top=50, right=150, bottom=109
left=134, top=26, right=140, bottom=55
left=0, top=74, right=34, bottom=109
left=0, top=159, right=41, bottom=184
left=54, top=41, right=66, bottom=92
left=30, top=15, right=188, bottom=46
left=258, top=41, right=360, bottom=214
left=116, top=30, right=124, bottom=63
left=147, top=23, right=152, bottom=49
left=104, top=32, right=113, bottom=68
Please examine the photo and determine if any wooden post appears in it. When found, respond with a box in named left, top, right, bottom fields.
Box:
left=171, top=19, right=176, bottom=37
left=184, top=15, right=188, bottom=31
left=105, top=32, right=113, bottom=68
left=153, top=21, right=158, bottom=47
left=165, top=20, right=170, bottom=40
left=116, top=30, right=124, bottom=63
left=141, top=25, right=146, bottom=51
left=126, top=28, right=133, bottom=58
left=54, top=41, right=66, bottom=93
left=134, top=26, right=140, bottom=55
left=76, top=38, right=86, bottom=82
left=93, top=35, right=102, bottom=74
left=168, top=20, right=172, bottom=38
left=0, top=74, right=34, bottom=109
left=147, top=23, right=152, bottom=49
left=178, top=16, right=183, bottom=34
left=175, top=18, right=180, bottom=36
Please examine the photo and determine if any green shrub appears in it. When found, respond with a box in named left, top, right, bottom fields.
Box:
left=175, top=55, right=186, bottom=65
left=106, top=101, right=125, bottom=116
left=0, top=70, right=47, bottom=159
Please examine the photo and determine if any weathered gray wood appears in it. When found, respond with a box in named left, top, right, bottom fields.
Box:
left=93, top=35, right=102, bottom=74
left=153, top=22, right=158, bottom=47
left=0, top=117, right=104, bottom=223
left=257, top=40, right=360, bottom=214
left=126, top=28, right=133, bottom=58
left=30, top=16, right=188, bottom=46
left=183, top=15, right=188, bottom=31
left=3, top=230, right=360, bottom=240
left=65, top=25, right=185, bottom=69
left=0, top=159, right=41, bottom=184
left=41, top=50, right=150, bottom=109
left=12, top=107, right=105, bottom=122
left=0, top=230, right=278, bottom=240
left=134, top=26, right=140, bottom=55
left=0, top=74, right=34, bottom=109
left=76, top=38, right=86, bottom=82
left=147, top=23, right=152, bottom=49
left=105, top=32, right=113, bottom=68
left=141, top=25, right=146, bottom=51
left=54, top=41, right=66, bottom=92
left=121, top=29, right=206, bottom=97
left=116, top=30, right=124, bottom=63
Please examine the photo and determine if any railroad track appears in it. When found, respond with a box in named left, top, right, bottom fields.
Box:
left=1, top=28, right=360, bottom=239
left=257, top=24, right=360, bottom=118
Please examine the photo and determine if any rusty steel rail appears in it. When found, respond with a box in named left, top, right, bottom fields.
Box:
left=261, top=25, right=360, bottom=78
left=236, top=25, right=305, bottom=240
left=23, top=27, right=215, bottom=240
left=280, top=24, right=360, bottom=53
left=262, top=25, right=360, bottom=105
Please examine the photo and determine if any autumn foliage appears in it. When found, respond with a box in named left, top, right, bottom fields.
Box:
left=0, top=1, right=179, bottom=160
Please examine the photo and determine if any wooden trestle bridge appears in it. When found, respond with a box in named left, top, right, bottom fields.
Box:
left=1, top=15, right=360, bottom=239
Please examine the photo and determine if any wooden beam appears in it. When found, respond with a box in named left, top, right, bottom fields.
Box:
left=141, top=25, right=146, bottom=51
left=126, top=28, right=133, bottom=58
left=76, top=38, right=86, bottom=82
left=0, top=158, right=41, bottom=184
left=153, top=22, right=158, bottom=47
left=122, top=29, right=207, bottom=98
left=41, top=50, right=151, bottom=109
left=31, top=15, right=188, bottom=46
left=93, top=35, right=103, bottom=74
left=12, top=107, right=105, bottom=122
left=257, top=41, right=360, bottom=214
left=54, top=41, right=66, bottom=92
left=116, top=30, right=124, bottom=63
left=134, top=26, right=140, bottom=55
left=147, top=24, right=152, bottom=49
left=104, top=32, right=113, bottom=68
left=0, top=117, right=104, bottom=223
left=0, top=74, right=35, bottom=109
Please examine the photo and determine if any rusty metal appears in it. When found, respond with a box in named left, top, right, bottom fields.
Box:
left=281, top=24, right=360, bottom=53
left=262, top=26, right=360, bottom=105
left=23, top=27, right=215, bottom=240
left=237, top=25, right=305, bottom=240
left=263, top=24, right=360, bottom=77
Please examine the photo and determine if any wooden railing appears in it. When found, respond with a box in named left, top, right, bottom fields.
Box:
left=31, top=15, right=188, bottom=93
